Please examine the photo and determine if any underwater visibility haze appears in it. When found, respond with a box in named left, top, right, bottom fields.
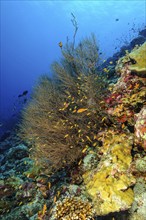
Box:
left=0, top=1, right=146, bottom=220
left=0, top=0, right=146, bottom=135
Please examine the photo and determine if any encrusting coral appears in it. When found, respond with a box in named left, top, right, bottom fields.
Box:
left=83, top=132, right=136, bottom=216
left=135, top=106, right=146, bottom=150
left=127, top=42, right=146, bottom=76
left=106, top=43, right=146, bottom=131
left=115, top=42, right=146, bottom=77
left=129, top=177, right=146, bottom=220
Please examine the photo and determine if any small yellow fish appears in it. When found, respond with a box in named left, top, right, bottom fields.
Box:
left=77, top=108, right=87, bottom=113
left=53, top=196, right=57, bottom=203
left=108, top=87, right=113, bottom=91
left=4, top=188, right=8, bottom=192
left=102, top=117, right=106, bottom=122
left=48, top=182, right=51, bottom=189
left=49, top=208, right=53, bottom=215
left=93, top=135, right=97, bottom=139
left=121, top=123, right=125, bottom=129
left=103, top=68, right=109, bottom=73
left=134, top=83, right=140, bottom=89
left=89, top=150, right=94, bottom=154
left=109, top=61, right=113, bottom=64
left=42, top=204, right=47, bottom=216
left=82, top=147, right=88, bottom=153
left=57, top=191, right=60, bottom=197
left=128, top=84, right=133, bottom=89
left=38, top=210, right=42, bottom=215
left=64, top=134, right=69, bottom=138
left=86, top=136, right=92, bottom=142
left=59, top=41, right=63, bottom=49
left=78, top=159, right=82, bottom=165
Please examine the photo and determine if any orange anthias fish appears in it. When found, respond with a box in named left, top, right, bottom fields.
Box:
left=77, top=108, right=87, bottom=113
left=42, top=204, right=47, bottom=216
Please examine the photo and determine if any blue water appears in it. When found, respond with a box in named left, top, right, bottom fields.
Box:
left=0, top=0, right=146, bottom=136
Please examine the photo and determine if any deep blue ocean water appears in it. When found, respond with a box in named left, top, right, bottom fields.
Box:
left=0, top=0, right=146, bottom=136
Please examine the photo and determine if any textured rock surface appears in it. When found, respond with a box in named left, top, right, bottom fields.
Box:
left=83, top=133, right=136, bottom=215
left=135, top=106, right=146, bottom=150
left=129, top=178, right=146, bottom=220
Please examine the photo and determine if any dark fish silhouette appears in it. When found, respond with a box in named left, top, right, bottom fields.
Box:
left=115, top=18, right=119, bottom=21
left=18, top=90, right=28, bottom=98
left=22, top=90, right=28, bottom=96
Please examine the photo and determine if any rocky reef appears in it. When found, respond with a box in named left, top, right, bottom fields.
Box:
left=116, top=42, right=146, bottom=77
left=0, top=30, right=146, bottom=220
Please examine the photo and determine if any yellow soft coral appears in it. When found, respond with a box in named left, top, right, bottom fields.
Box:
left=83, top=133, right=136, bottom=216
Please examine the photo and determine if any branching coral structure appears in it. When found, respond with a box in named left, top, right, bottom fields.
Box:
left=19, top=35, right=110, bottom=173
left=50, top=196, right=95, bottom=220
